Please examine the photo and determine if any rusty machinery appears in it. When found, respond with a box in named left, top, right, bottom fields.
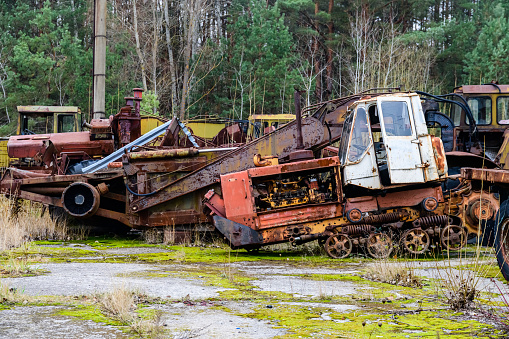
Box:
left=2, top=89, right=508, bottom=275
left=203, top=92, right=503, bottom=261
left=7, top=89, right=148, bottom=174
left=0, top=89, right=391, bottom=233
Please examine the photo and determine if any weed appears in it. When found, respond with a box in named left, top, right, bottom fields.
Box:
left=97, top=285, right=164, bottom=337
left=0, top=197, right=67, bottom=251
left=363, top=259, right=422, bottom=288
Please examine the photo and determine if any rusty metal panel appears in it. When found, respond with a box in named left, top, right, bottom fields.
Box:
left=128, top=148, right=199, bottom=161
left=461, top=167, right=509, bottom=184
left=8, top=132, right=114, bottom=159
left=221, top=170, right=257, bottom=226
left=247, top=157, right=339, bottom=178
left=257, top=203, right=340, bottom=229
left=418, top=134, right=440, bottom=181
left=377, top=187, right=440, bottom=209
left=345, top=196, right=378, bottom=212
left=130, top=157, right=207, bottom=174
left=130, top=116, right=325, bottom=212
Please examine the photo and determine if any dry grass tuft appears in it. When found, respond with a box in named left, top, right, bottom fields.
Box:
left=98, top=285, right=136, bottom=323
left=436, top=266, right=479, bottom=310
left=97, top=285, right=163, bottom=337
left=363, top=259, right=422, bottom=288
left=0, top=197, right=67, bottom=251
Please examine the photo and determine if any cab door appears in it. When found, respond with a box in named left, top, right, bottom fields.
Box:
left=377, top=97, right=425, bottom=184
left=341, top=104, right=381, bottom=189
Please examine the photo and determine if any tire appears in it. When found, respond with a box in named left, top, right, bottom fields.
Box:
left=494, top=199, right=509, bottom=282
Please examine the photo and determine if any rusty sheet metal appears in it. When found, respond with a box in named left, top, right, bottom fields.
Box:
left=247, top=157, right=339, bottom=178
left=461, top=167, right=509, bottom=184
left=345, top=196, right=378, bottom=212
left=256, top=202, right=340, bottom=230
left=220, top=170, right=256, bottom=226
left=128, top=148, right=199, bottom=161
left=130, top=116, right=325, bottom=212
left=2, top=168, right=50, bottom=179
left=377, top=186, right=443, bottom=209
left=1, top=170, right=122, bottom=186
left=130, top=157, right=207, bottom=174
left=213, top=215, right=263, bottom=247
left=8, top=132, right=114, bottom=159
left=10, top=189, right=63, bottom=207
left=431, top=137, right=447, bottom=175
left=203, top=190, right=226, bottom=218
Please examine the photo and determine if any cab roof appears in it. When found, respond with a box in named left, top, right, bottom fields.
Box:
left=17, top=106, right=81, bottom=115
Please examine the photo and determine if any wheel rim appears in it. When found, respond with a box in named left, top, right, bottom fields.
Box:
left=366, top=233, right=393, bottom=259
left=325, top=234, right=353, bottom=259
left=441, top=225, right=467, bottom=251
left=401, top=228, right=430, bottom=254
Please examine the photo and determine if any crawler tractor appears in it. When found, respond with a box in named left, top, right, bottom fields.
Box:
left=203, top=92, right=502, bottom=260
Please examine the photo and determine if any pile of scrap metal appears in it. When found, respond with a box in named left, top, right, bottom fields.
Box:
left=0, top=88, right=374, bottom=235
left=6, top=88, right=247, bottom=176
left=2, top=87, right=509, bottom=282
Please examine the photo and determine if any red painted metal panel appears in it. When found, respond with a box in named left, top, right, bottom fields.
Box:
left=220, top=170, right=257, bottom=228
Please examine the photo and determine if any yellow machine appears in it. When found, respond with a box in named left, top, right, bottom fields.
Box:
left=17, top=106, right=83, bottom=135
left=185, top=116, right=228, bottom=140
left=247, top=114, right=295, bottom=140
left=442, top=84, right=509, bottom=167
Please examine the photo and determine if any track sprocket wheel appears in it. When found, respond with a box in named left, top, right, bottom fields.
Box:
left=366, top=233, right=393, bottom=259
left=324, top=233, right=353, bottom=259
left=401, top=228, right=430, bottom=254
left=441, top=225, right=467, bottom=251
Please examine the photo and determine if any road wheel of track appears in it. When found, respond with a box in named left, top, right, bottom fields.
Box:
left=366, top=233, right=393, bottom=259
left=440, top=225, right=467, bottom=251
left=324, top=233, right=352, bottom=259
left=400, top=228, right=430, bottom=254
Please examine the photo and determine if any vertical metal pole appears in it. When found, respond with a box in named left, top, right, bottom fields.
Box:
left=294, top=90, right=304, bottom=150
left=93, top=0, right=107, bottom=120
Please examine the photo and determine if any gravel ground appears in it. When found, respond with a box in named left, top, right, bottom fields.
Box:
left=0, top=245, right=503, bottom=338
left=0, top=306, right=129, bottom=339
left=3, top=262, right=229, bottom=299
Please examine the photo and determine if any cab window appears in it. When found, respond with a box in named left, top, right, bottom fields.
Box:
left=380, top=101, right=412, bottom=136
left=468, top=97, right=491, bottom=125
left=339, top=112, right=353, bottom=164
left=449, top=101, right=462, bottom=126
left=347, top=107, right=371, bottom=162
left=57, top=114, right=75, bottom=133
left=497, top=97, right=509, bottom=124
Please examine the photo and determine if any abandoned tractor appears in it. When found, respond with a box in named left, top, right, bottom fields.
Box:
left=203, top=92, right=501, bottom=259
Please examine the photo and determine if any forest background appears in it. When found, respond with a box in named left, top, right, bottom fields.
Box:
left=0, top=0, right=507, bottom=135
